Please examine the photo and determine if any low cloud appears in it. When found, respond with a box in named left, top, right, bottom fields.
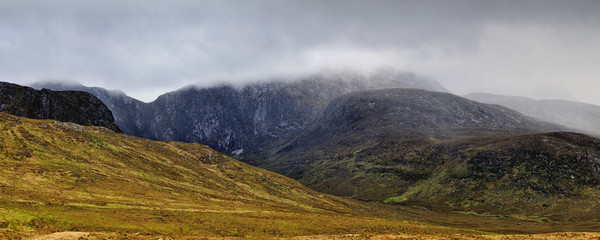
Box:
left=0, top=0, right=599, bottom=104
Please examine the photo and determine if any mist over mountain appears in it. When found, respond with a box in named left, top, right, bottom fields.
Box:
left=3, top=1, right=600, bottom=106
left=33, top=69, right=446, bottom=152
left=466, top=93, right=600, bottom=137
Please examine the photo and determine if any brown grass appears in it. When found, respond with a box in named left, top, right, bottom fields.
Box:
left=0, top=113, right=599, bottom=239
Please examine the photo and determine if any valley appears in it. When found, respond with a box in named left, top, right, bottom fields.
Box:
left=1, top=78, right=599, bottom=239
left=4, top=112, right=600, bottom=239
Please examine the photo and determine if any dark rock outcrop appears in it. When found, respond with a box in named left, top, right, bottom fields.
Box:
left=0, top=82, right=121, bottom=132
left=30, top=81, right=144, bottom=135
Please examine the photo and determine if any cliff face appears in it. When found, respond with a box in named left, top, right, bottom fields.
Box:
left=0, top=82, right=121, bottom=132
left=141, top=71, right=447, bottom=153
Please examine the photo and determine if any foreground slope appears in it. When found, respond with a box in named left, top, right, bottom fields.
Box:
left=0, top=112, right=350, bottom=228
left=466, top=92, right=600, bottom=137
left=0, top=112, right=481, bottom=238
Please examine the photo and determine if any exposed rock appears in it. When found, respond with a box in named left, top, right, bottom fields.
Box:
left=30, top=81, right=143, bottom=135
left=0, top=82, right=121, bottom=132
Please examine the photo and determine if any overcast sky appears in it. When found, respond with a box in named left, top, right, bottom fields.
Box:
left=0, top=0, right=599, bottom=104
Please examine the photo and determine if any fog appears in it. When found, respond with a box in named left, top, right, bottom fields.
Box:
left=0, top=0, right=599, bottom=104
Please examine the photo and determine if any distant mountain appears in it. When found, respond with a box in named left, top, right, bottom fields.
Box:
left=32, top=69, right=447, bottom=153
left=465, top=93, right=600, bottom=137
left=260, top=88, right=566, bottom=200
left=0, top=82, right=121, bottom=132
left=258, top=89, right=600, bottom=216
left=237, top=88, right=600, bottom=218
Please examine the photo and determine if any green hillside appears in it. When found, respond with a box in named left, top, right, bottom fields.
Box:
left=264, top=89, right=600, bottom=219
left=1, top=112, right=599, bottom=239
left=271, top=131, right=600, bottom=218
left=0, top=112, right=434, bottom=238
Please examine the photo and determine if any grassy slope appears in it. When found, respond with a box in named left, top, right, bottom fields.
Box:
left=0, top=112, right=477, bottom=238
left=395, top=133, right=600, bottom=220
left=1, top=112, right=599, bottom=239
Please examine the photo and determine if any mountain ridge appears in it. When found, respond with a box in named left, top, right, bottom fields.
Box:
left=31, top=70, right=447, bottom=153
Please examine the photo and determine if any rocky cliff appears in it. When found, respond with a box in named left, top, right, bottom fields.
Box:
left=0, top=82, right=121, bottom=132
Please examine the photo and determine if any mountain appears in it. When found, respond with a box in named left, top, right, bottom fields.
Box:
left=32, top=69, right=447, bottom=153
left=0, top=82, right=121, bottom=132
left=256, top=88, right=600, bottom=217
left=29, top=75, right=600, bottom=217
left=465, top=92, right=600, bottom=137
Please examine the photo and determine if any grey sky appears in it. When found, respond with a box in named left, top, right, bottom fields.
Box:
left=0, top=0, right=599, bottom=104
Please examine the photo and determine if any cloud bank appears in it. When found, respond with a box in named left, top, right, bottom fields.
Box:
left=0, top=0, right=599, bottom=103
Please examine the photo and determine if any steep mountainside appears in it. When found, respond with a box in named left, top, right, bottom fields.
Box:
left=0, top=82, right=121, bottom=132
left=33, top=70, right=446, bottom=153
left=259, top=89, right=600, bottom=216
left=465, top=93, right=600, bottom=137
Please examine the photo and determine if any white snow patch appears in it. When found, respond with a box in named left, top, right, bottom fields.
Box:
left=232, top=149, right=244, bottom=155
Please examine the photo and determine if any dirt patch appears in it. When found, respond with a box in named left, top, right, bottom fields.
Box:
left=291, top=232, right=600, bottom=240
left=31, top=232, right=92, bottom=240
left=25, top=231, right=600, bottom=240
